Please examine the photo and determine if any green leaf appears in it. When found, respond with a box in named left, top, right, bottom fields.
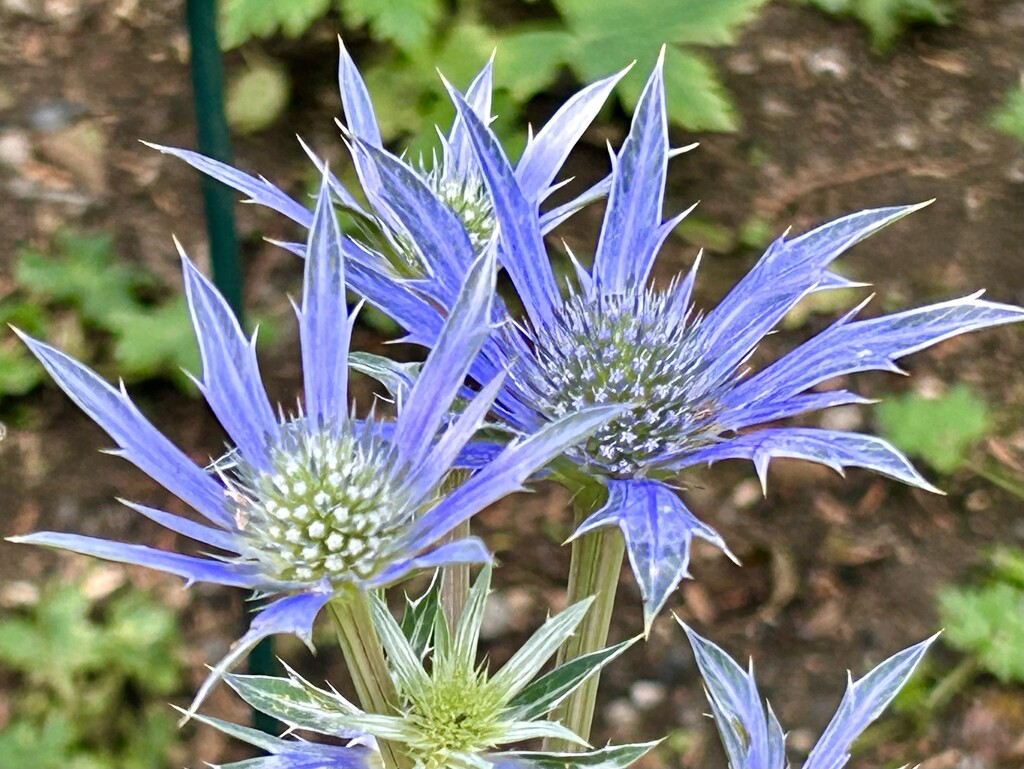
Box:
left=371, top=594, right=431, bottom=693
left=496, top=741, right=659, bottom=768
left=939, top=581, right=1024, bottom=683
left=219, top=0, right=332, bottom=48
left=803, top=0, right=955, bottom=53
left=0, top=715, right=78, bottom=769
left=340, top=0, right=442, bottom=50
left=453, top=565, right=493, bottom=667
left=0, top=345, right=45, bottom=397
left=496, top=28, right=573, bottom=102
left=990, top=86, right=1024, bottom=145
left=400, top=571, right=443, bottom=659
left=490, top=597, right=593, bottom=700
left=15, top=231, right=141, bottom=325
left=507, top=637, right=637, bottom=721
left=226, top=60, right=291, bottom=135
left=225, top=672, right=364, bottom=735
left=875, top=385, right=990, bottom=473
left=554, top=0, right=762, bottom=132
left=106, top=298, right=199, bottom=391
left=554, top=0, right=765, bottom=45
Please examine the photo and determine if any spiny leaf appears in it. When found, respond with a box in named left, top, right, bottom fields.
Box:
left=507, top=638, right=637, bottom=721
left=400, top=571, right=443, bottom=658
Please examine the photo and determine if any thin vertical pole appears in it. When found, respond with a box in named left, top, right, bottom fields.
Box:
left=184, top=0, right=275, bottom=733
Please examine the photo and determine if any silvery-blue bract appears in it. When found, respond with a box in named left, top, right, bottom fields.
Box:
left=347, top=54, right=1024, bottom=629
left=681, top=622, right=936, bottom=769
left=152, top=46, right=1024, bottom=629
left=147, top=39, right=625, bottom=325
left=8, top=176, right=617, bottom=716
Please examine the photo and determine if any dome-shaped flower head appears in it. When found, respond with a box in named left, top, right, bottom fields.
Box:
left=354, top=51, right=1024, bottom=630
left=146, top=42, right=627, bottom=339
left=679, top=622, right=936, bottom=769
left=7, top=176, right=619, bottom=716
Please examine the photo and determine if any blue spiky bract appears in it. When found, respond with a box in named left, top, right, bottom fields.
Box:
left=680, top=621, right=937, bottom=769
left=8, top=173, right=619, bottom=717
left=149, top=46, right=1024, bottom=628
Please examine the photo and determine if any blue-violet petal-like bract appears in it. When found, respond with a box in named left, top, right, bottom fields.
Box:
left=7, top=175, right=618, bottom=717
left=680, top=621, right=936, bottom=769
left=153, top=46, right=1024, bottom=630
left=437, top=52, right=1024, bottom=629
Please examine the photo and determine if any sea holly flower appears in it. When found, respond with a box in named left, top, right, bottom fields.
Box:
left=6, top=176, right=619, bottom=715
left=194, top=567, right=655, bottom=769
left=413, top=52, right=1024, bottom=628
left=146, top=41, right=626, bottom=339
left=680, top=622, right=937, bottom=769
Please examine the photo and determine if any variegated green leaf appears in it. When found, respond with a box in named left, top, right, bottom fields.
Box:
left=494, top=740, right=658, bottom=768
left=453, top=564, right=492, bottom=665
left=400, top=570, right=443, bottom=658
left=349, top=351, right=420, bottom=400
left=490, top=597, right=593, bottom=699
left=371, top=593, right=431, bottom=693
left=507, top=637, right=637, bottom=721
left=500, top=718, right=588, bottom=746
left=224, top=672, right=364, bottom=736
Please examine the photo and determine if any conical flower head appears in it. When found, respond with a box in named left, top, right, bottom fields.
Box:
left=7, top=175, right=620, bottom=715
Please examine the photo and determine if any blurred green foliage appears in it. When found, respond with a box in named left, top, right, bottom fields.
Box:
left=0, top=577, right=183, bottom=768
left=990, top=85, right=1024, bottom=144
left=0, top=230, right=201, bottom=399
left=218, top=0, right=769, bottom=151
left=803, top=0, right=955, bottom=52
left=875, top=385, right=989, bottom=474
left=939, top=547, right=1024, bottom=684
left=226, top=58, right=291, bottom=134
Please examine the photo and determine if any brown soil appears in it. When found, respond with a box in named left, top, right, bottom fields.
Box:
left=2, top=1, right=1024, bottom=767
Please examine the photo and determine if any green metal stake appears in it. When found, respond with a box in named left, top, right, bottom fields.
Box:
left=184, top=0, right=276, bottom=734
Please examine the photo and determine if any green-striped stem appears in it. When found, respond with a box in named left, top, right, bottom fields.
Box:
left=440, top=519, right=472, bottom=630
left=329, top=590, right=413, bottom=769
left=545, top=492, right=625, bottom=751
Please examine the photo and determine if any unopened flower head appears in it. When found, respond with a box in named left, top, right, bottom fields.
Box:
left=7, top=175, right=617, bottom=717
left=196, top=567, right=654, bottom=769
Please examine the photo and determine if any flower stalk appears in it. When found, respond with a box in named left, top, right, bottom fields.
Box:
left=440, top=519, right=472, bottom=630
left=546, top=486, right=625, bottom=751
left=329, top=590, right=413, bottom=769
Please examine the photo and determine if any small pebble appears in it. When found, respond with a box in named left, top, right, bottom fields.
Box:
left=630, top=680, right=668, bottom=710
left=804, top=46, right=850, bottom=80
